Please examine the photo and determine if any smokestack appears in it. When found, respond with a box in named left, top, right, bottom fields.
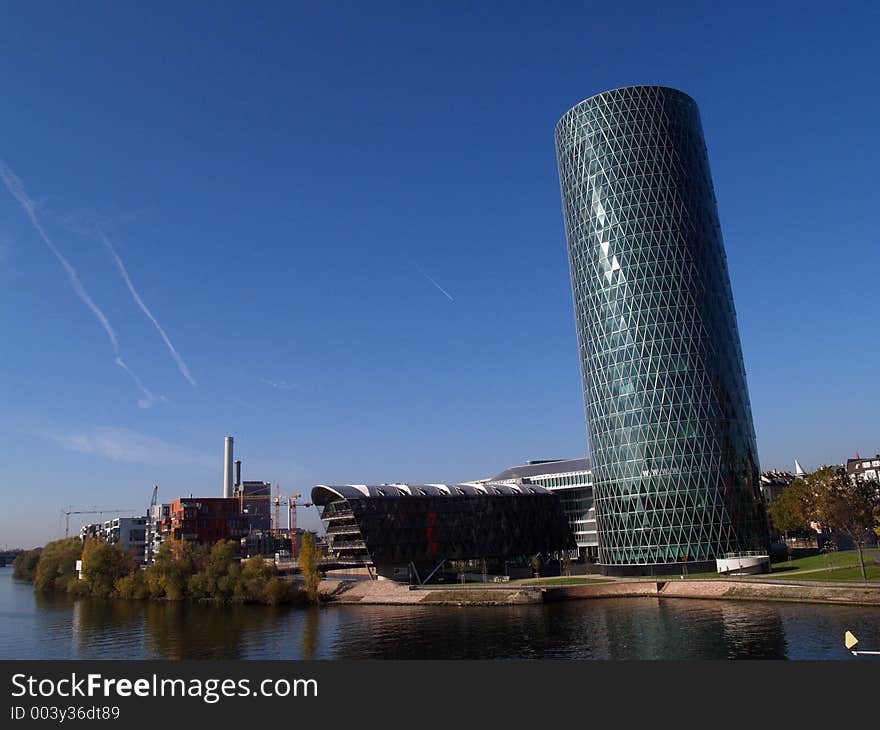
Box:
left=224, top=436, right=234, bottom=498
left=235, top=460, right=242, bottom=488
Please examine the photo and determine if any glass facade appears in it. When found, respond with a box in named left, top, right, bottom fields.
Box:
left=555, top=86, right=769, bottom=570
left=555, top=488, right=597, bottom=552
left=490, top=459, right=598, bottom=557
left=312, top=484, right=575, bottom=570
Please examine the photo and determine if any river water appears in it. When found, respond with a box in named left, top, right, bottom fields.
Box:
left=1, top=568, right=878, bottom=659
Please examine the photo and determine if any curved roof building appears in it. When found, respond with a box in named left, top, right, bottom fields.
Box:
left=555, top=86, right=769, bottom=573
left=312, top=482, right=575, bottom=580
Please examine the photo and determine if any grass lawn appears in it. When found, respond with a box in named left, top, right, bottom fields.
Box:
left=770, top=548, right=880, bottom=577
left=649, top=570, right=724, bottom=580
left=634, top=549, right=880, bottom=583
left=771, top=564, right=880, bottom=582
left=431, top=577, right=614, bottom=587
left=526, top=577, right=614, bottom=586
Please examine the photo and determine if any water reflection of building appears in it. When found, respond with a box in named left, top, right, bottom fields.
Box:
left=717, top=601, right=787, bottom=659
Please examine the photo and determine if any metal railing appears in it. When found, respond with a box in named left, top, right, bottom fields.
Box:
left=325, top=525, right=362, bottom=536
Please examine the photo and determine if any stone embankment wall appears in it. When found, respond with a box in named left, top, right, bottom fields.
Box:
left=320, top=578, right=880, bottom=607
left=320, top=579, right=542, bottom=605
left=541, top=581, right=663, bottom=601
left=544, top=579, right=880, bottom=606
left=661, top=579, right=880, bottom=606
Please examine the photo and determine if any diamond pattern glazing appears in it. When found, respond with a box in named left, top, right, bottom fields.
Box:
left=555, top=86, right=769, bottom=567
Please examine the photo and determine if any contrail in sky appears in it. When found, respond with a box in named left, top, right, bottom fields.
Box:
left=98, top=227, right=197, bottom=387
left=0, top=161, right=157, bottom=408
left=415, top=263, right=455, bottom=302
left=115, top=357, right=158, bottom=409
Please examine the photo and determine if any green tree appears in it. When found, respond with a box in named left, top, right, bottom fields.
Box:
left=80, top=538, right=131, bottom=597
left=114, top=570, right=148, bottom=599
left=240, top=556, right=274, bottom=602
left=561, top=553, right=572, bottom=577
left=187, top=540, right=239, bottom=602
left=12, top=548, right=42, bottom=582
left=812, top=468, right=880, bottom=581
left=145, top=539, right=203, bottom=600
left=33, top=538, right=83, bottom=592
left=299, top=532, right=322, bottom=604
left=768, top=477, right=815, bottom=560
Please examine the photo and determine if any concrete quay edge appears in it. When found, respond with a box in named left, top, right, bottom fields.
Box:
left=320, top=578, right=880, bottom=608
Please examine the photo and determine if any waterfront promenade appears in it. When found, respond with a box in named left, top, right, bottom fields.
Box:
left=320, top=574, right=880, bottom=608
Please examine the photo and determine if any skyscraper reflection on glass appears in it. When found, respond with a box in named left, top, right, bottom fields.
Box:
left=555, top=86, right=769, bottom=573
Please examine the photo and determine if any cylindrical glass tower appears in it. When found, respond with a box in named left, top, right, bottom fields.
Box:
left=555, top=86, right=769, bottom=573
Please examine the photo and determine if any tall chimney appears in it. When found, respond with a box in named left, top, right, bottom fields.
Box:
left=234, top=460, right=242, bottom=488
left=224, top=436, right=234, bottom=498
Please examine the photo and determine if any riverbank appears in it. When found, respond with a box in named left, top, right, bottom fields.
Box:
left=4, top=567, right=877, bottom=659
left=320, top=576, right=880, bottom=607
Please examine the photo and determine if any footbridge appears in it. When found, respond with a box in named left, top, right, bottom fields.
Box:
left=274, top=558, right=373, bottom=575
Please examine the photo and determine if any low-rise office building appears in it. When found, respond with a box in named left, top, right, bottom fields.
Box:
left=235, top=480, right=273, bottom=532
left=311, top=482, right=575, bottom=582
left=80, top=516, right=147, bottom=557
left=145, top=503, right=171, bottom=564
left=144, top=492, right=279, bottom=562
left=489, top=458, right=597, bottom=561
left=846, top=454, right=880, bottom=483
left=242, top=528, right=306, bottom=560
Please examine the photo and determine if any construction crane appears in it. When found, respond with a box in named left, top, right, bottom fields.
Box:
left=236, top=486, right=300, bottom=531
left=61, top=506, right=139, bottom=539
left=284, top=493, right=313, bottom=559
left=236, top=485, right=312, bottom=558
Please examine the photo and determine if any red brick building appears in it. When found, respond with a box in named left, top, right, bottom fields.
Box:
left=169, top=497, right=247, bottom=545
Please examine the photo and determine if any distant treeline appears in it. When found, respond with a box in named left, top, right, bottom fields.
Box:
left=12, top=548, right=41, bottom=582
left=12, top=537, right=309, bottom=605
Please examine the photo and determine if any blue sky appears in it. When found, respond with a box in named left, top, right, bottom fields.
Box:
left=1, top=3, right=878, bottom=548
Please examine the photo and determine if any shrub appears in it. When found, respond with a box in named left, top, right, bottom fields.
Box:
left=144, top=539, right=203, bottom=600
left=26, top=534, right=306, bottom=606
left=33, top=539, right=83, bottom=593
left=66, top=580, right=91, bottom=597
left=80, top=538, right=130, bottom=598
left=262, top=577, right=290, bottom=605
left=240, top=556, right=274, bottom=602
left=114, top=571, right=148, bottom=600
left=12, top=549, right=42, bottom=582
